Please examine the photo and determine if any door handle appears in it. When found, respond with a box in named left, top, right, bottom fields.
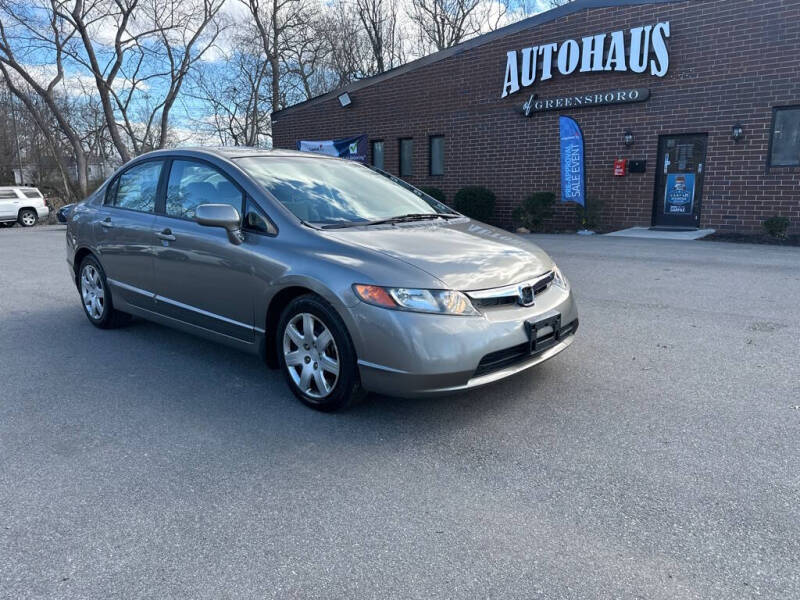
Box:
left=156, top=228, right=176, bottom=241
left=100, top=218, right=113, bottom=228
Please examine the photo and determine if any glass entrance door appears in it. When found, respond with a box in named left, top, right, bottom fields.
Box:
left=653, top=134, right=707, bottom=229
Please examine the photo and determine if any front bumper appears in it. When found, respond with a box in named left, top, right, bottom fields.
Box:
left=350, top=284, right=578, bottom=397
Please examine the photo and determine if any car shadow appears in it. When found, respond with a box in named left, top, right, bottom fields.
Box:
left=10, top=304, right=568, bottom=454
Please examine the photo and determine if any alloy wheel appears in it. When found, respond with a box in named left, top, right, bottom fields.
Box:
left=282, top=312, right=340, bottom=399
left=20, top=211, right=36, bottom=226
left=81, top=264, right=105, bottom=320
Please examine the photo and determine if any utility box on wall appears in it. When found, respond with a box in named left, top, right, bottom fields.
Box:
left=629, top=160, right=647, bottom=173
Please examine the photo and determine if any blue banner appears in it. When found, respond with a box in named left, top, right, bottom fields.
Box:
left=664, top=173, right=696, bottom=215
left=297, top=134, right=367, bottom=162
left=559, top=116, right=585, bottom=207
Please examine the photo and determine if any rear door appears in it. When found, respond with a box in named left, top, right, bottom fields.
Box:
left=0, top=189, right=20, bottom=220
left=93, top=160, right=163, bottom=308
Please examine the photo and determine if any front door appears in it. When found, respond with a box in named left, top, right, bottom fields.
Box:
left=652, top=134, right=707, bottom=229
left=151, top=158, right=256, bottom=342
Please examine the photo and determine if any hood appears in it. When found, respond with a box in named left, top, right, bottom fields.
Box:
left=326, top=219, right=554, bottom=290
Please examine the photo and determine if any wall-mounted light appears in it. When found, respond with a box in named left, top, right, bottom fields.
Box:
left=623, top=130, right=634, bottom=147
left=731, top=124, right=744, bottom=143
left=338, top=92, right=352, bottom=108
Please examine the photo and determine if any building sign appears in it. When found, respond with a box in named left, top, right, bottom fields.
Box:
left=502, top=22, right=671, bottom=98
left=664, top=173, right=695, bottom=214
left=297, top=134, right=367, bottom=162
left=559, top=116, right=585, bottom=207
left=519, top=88, right=650, bottom=116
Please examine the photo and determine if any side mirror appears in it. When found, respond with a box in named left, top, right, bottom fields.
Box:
left=195, top=203, right=243, bottom=244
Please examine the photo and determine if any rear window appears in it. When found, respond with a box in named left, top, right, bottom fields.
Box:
left=21, top=189, right=42, bottom=199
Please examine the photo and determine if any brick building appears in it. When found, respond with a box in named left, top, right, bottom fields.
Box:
left=271, top=0, right=800, bottom=233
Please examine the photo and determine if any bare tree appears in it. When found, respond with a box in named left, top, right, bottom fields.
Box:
left=243, top=0, right=310, bottom=113
left=407, top=0, right=508, bottom=53
left=188, top=35, right=272, bottom=147
left=0, top=0, right=90, bottom=196
left=282, top=12, right=335, bottom=101
left=354, top=0, right=405, bottom=74
left=62, top=0, right=226, bottom=159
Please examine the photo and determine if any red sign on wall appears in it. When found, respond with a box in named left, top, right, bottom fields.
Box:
left=614, top=158, right=628, bottom=176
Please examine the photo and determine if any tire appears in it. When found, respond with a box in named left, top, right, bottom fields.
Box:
left=18, top=209, right=37, bottom=227
left=77, top=255, right=131, bottom=329
left=276, top=294, right=366, bottom=412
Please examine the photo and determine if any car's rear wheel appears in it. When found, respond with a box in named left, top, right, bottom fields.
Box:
left=18, top=209, right=37, bottom=227
left=277, top=295, right=365, bottom=411
left=78, top=256, right=130, bottom=329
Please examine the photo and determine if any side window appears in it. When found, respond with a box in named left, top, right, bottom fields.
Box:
left=166, top=160, right=244, bottom=221
left=371, top=140, right=384, bottom=170
left=244, top=197, right=277, bottom=235
left=430, top=136, right=445, bottom=176
left=109, top=161, right=161, bottom=213
left=0, top=190, right=18, bottom=199
left=399, top=138, right=413, bottom=177
left=769, top=106, right=800, bottom=168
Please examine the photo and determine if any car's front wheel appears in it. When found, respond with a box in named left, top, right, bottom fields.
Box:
left=18, top=209, right=37, bottom=227
left=78, top=256, right=130, bottom=329
left=277, top=295, right=365, bottom=411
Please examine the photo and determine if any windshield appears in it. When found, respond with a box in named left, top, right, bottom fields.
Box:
left=235, top=157, right=453, bottom=226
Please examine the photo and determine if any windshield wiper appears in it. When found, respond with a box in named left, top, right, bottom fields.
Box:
left=320, top=213, right=458, bottom=229
left=362, top=213, right=459, bottom=227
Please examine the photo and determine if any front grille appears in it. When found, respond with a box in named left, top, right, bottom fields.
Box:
left=470, top=272, right=555, bottom=309
left=473, top=319, right=579, bottom=378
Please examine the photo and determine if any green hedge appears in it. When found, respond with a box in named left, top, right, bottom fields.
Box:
left=454, top=186, right=495, bottom=223
left=512, top=192, right=556, bottom=232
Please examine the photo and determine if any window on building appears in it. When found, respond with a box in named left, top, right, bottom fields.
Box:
left=430, top=136, right=445, bottom=176
left=399, top=138, right=413, bottom=177
left=770, top=106, right=800, bottom=167
left=371, top=140, right=384, bottom=170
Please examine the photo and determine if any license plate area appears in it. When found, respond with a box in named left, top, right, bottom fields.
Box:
left=525, top=311, right=562, bottom=355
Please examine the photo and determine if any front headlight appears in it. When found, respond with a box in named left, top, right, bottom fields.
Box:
left=353, top=284, right=479, bottom=316
left=552, top=264, right=569, bottom=290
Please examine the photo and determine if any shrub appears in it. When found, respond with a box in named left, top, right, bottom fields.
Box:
left=763, top=215, right=790, bottom=239
left=512, top=192, right=556, bottom=232
left=418, top=186, right=446, bottom=204
left=575, top=198, right=605, bottom=231
left=453, top=186, right=495, bottom=223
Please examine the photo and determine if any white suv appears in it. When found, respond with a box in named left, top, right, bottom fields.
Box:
left=0, top=187, right=50, bottom=227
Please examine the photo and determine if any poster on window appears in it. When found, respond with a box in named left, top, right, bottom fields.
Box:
left=664, top=173, right=696, bottom=214
left=297, top=135, right=367, bottom=162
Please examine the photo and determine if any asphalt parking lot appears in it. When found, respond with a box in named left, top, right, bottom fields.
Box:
left=1, top=225, right=798, bottom=599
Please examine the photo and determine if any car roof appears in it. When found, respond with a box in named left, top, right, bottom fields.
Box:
left=137, top=147, right=335, bottom=161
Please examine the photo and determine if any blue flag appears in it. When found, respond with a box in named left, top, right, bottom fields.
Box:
left=559, top=116, right=585, bottom=207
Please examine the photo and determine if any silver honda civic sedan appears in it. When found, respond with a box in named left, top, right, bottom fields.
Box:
left=66, top=148, right=578, bottom=411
